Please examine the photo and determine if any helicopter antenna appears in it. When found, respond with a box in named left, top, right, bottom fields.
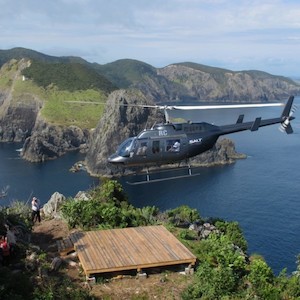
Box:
left=151, top=122, right=157, bottom=129
left=144, top=120, right=148, bottom=130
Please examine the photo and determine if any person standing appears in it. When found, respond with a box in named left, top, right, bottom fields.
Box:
left=31, top=197, right=41, bottom=223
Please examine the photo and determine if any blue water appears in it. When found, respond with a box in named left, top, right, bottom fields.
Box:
left=0, top=97, right=299, bottom=274
left=0, top=145, right=98, bottom=206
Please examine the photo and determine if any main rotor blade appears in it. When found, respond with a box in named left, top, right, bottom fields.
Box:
left=64, top=101, right=284, bottom=111
left=170, top=103, right=284, bottom=110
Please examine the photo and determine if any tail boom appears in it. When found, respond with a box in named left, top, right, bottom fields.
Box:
left=219, top=96, right=295, bottom=136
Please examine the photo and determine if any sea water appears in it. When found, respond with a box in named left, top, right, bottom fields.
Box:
left=0, top=97, right=299, bottom=274
left=0, top=144, right=98, bottom=206
left=121, top=96, right=300, bottom=274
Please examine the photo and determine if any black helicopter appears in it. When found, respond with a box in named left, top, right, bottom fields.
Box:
left=108, top=96, right=296, bottom=183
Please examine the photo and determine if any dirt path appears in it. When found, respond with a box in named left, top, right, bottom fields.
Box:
left=31, top=218, right=70, bottom=253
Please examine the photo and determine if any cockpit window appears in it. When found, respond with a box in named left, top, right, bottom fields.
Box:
left=117, top=138, right=135, bottom=157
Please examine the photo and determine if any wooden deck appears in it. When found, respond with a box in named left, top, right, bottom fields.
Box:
left=62, top=225, right=197, bottom=276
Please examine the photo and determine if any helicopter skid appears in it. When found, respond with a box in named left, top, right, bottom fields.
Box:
left=126, top=165, right=200, bottom=185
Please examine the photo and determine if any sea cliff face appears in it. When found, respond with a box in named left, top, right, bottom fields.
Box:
left=0, top=59, right=41, bottom=142
left=22, top=117, right=88, bottom=162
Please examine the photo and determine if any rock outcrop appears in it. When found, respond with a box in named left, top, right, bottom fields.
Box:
left=42, top=192, right=66, bottom=219
left=85, top=89, right=164, bottom=176
left=21, top=117, right=89, bottom=162
left=190, top=138, right=246, bottom=166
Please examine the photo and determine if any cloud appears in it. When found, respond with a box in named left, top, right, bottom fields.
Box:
left=0, top=0, right=300, bottom=75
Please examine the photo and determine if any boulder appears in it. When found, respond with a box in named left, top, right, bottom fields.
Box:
left=42, top=192, right=66, bottom=219
left=74, top=191, right=91, bottom=201
left=50, top=256, right=63, bottom=271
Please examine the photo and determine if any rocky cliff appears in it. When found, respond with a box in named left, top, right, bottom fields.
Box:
left=0, top=59, right=41, bottom=142
left=22, top=117, right=88, bottom=162
left=85, top=89, right=164, bottom=176
left=134, top=63, right=300, bottom=103
left=0, top=59, right=89, bottom=161
left=96, top=59, right=300, bottom=103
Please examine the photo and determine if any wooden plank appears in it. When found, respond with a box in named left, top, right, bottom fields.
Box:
left=109, top=230, right=136, bottom=267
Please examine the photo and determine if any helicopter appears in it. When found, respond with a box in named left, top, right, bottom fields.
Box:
left=108, top=96, right=296, bottom=183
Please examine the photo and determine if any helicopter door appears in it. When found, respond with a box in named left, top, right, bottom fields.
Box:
left=152, top=140, right=160, bottom=154
left=135, top=140, right=148, bottom=156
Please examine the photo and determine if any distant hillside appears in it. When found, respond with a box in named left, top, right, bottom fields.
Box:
left=93, top=59, right=157, bottom=88
left=93, top=59, right=300, bottom=102
left=0, top=47, right=86, bottom=65
left=1, top=47, right=300, bottom=102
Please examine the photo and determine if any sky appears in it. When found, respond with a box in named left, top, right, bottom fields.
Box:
left=1, top=0, right=300, bottom=77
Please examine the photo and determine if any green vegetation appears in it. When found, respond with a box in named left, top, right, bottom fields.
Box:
left=0, top=58, right=111, bottom=128
left=2, top=181, right=300, bottom=299
left=0, top=59, right=20, bottom=88
left=61, top=179, right=159, bottom=229
left=94, top=59, right=157, bottom=88
left=0, top=47, right=66, bottom=67
left=41, top=88, right=106, bottom=127
left=22, top=60, right=117, bottom=92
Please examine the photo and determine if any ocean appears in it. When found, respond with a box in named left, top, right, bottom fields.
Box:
left=0, top=96, right=299, bottom=274
left=0, top=144, right=98, bottom=205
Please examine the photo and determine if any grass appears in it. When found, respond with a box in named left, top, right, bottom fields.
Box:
left=12, top=78, right=107, bottom=128
left=0, top=59, right=19, bottom=88
left=42, top=88, right=106, bottom=128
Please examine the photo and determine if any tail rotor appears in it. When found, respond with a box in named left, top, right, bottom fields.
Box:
left=279, top=96, right=296, bottom=134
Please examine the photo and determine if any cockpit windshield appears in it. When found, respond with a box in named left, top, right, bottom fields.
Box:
left=117, top=137, right=135, bottom=157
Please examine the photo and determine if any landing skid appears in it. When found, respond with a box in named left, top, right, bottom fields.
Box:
left=126, top=165, right=200, bottom=185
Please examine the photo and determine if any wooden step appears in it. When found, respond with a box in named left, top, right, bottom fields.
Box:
left=57, top=236, right=75, bottom=256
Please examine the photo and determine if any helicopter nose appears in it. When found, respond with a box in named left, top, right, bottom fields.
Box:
left=108, top=154, right=125, bottom=164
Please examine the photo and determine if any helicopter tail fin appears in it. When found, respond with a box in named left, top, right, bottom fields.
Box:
left=279, top=96, right=296, bottom=134
left=236, top=114, right=244, bottom=124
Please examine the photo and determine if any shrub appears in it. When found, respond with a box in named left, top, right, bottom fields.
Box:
left=166, top=205, right=200, bottom=226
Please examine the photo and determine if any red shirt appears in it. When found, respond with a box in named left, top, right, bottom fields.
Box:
left=0, top=240, right=10, bottom=256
